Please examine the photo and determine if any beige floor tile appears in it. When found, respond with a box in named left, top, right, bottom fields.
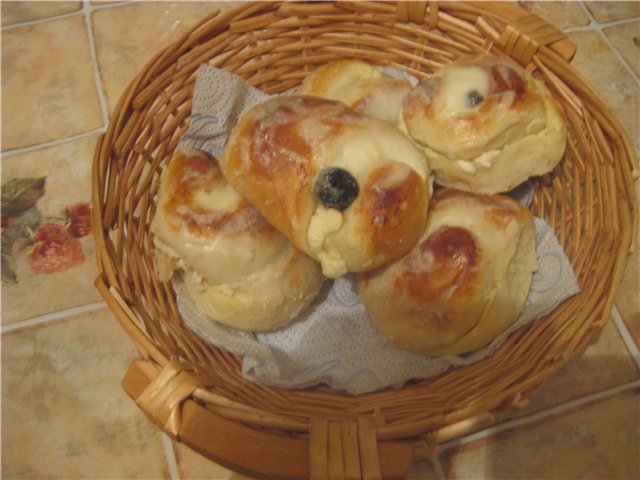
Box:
left=174, top=442, right=255, bottom=479
left=92, top=1, right=241, bottom=114
left=585, top=1, right=640, bottom=23
left=505, top=317, right=639, bottom=419
left=407, top=458, right=440, bottom=479
left=441, top=387, right=640, bottom=479
left=1, top=309, right=169, bottom=479
left=604, top=20, right=640, bottom=77
left=1, top=134, right=103, bottom=324
left=568, top=30, right=640, bottom=157
left=1, top=1, right=82, bottom=27
left=1, top=15, right=103, bottom=151
left=519, top=1, right=590, bottom=29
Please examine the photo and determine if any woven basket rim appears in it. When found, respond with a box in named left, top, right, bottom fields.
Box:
left=92, top=1, right=637, bottom=477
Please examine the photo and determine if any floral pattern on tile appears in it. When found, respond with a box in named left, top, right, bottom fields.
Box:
left=441, top=388, right=640, bottom=479
left=1, top=14, right=103, bottom=151
left=585, top=1, right=640, bottom=23
left=604, top=20, right=640, bottom=77
left=91, top=1, right=240, bottom=114
left=568, top=30, right=640, bottom=157
left=1, top=1, right=82, bottom=27
left=1, top=308, right=169, bottom=479
left=1, top=134, right=103, bottom=324
left=2, top=176, right=93, bottom=283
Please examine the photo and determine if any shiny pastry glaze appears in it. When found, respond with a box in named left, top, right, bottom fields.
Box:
left=402, top=54, right=547, bottom=158
left=224, top=96, right=430, bottom=274
left=162, top=150, right=278, bottom=239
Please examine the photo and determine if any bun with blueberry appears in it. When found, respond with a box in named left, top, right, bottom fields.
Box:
left=400, top=54, right=566, bottom=193
left=221, top=96, right=432, bottom=278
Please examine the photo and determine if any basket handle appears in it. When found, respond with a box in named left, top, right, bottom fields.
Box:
left=394, top=1, right=576, bottom=64
left=122, top=357, right=416, bottom=479
left=477, top=2, right=576, bottom=64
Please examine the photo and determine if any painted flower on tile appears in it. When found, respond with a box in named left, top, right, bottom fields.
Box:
left=1, top=176, right=92, bottom=283
left=65, top=202, right=92, bottom=238
left=28, top=224, right=84, bottom=274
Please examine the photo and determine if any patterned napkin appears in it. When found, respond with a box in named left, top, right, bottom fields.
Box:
left=174, top=65, right=580, bottom=395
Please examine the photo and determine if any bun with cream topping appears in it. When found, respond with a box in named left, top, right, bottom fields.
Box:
left=358, top=188, right=538, bottom=356
left=221, top=96, right=432, bottom=278
left=297, top=59, right=412, bottom=124
left=151, top=149, right=325, bottom=331
left=401, top=54, right=566, bottom=193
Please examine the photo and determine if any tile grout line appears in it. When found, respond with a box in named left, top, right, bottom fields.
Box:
left=0, top=0, right=135, bottom=31
left=596, top=28, right=640, bottom=86
left=436, top=379, right=640, bottom=453
left=82, top=0, right=111, bottom=128
left=430, top=453, right=448, bottom=480
left=612, top=305, right=640, bottom=370
left=1, top=301, right=108, bottom=334
left=572, top=0, right=640, bottom=85
left=0, top=8, right=86, bottom=31
left=162, top=434, right=181, bottom=480
left=0, top=128, right=106, bottom=158
left=563, top=15, right=640, bottom=34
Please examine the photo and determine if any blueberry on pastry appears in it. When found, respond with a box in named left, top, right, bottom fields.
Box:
left=358, top=188, right=538, bottom=356
left=222, top=96, right=432, bottom=278
left=151, top=149, right=325, bottom=331
left=401, top=54, right=567, bottom=193
left=297, top=59, right=413, bottom=125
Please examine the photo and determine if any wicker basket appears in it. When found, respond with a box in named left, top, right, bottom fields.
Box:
left=92, top=2, right=637, bottom=478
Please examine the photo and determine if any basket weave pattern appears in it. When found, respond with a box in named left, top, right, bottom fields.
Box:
left=92, top=2, right=637, bottom=478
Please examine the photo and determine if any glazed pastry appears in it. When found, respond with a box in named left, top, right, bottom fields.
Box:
left=222, top=96, right=432, bottom=278
left=297, top=59, right=412, bottom=124
left=401, top=54, right=566, bottom=193
left=151, top=149, right=325, bottom=331
left=358, top=188, right=538, bottom=356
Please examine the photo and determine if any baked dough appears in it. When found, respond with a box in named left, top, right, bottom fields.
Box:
left=401, top=54, right=566, bottom=193
left=358, top=188, right=538, bottom=356
left=151, top=149, right=325, bottom=331
left=222, top=96, right=432, bottom=278
left=297, top=59, right=412, bottom=124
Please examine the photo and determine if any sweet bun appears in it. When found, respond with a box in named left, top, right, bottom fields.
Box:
left=151, top=149, right=325, bottom=331
left=222, top=96, right=432, bottom=278
left=297, top=59, right=412, bottom=124
left=358, top=188, right=538, bottom=356
left=401, top=54, right=566, bottom=193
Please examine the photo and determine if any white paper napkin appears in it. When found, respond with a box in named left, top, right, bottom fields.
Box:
left=173, top=64, right=580, bottom=395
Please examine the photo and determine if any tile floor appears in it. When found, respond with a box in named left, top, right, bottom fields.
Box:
left=1, top=1, right=639, bottom=479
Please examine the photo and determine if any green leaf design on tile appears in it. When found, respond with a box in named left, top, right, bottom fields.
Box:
left=2, top=206, right=42, bottom=252
left=2, top=253, right=17, bottom=284
left=1, top=177, right=46, bottom=217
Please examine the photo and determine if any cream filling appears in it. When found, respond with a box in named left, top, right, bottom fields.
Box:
left=349, top=133, right=427, bottom=181
left=435, top=66, right=490, bottom=118
left=192, top=181, right=243, bottom=212
left=307, top=205, right=346, bottom=278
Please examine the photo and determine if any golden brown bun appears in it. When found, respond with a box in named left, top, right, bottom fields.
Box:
left=151, top=149, right=325, bottom=331
left=297, top=59, right=412, bottom=124
left=401, top=54, right=567, bottom=193
left=222, top=96, right=432, bottom=278
left=358, top=188, right=538, bottom=356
